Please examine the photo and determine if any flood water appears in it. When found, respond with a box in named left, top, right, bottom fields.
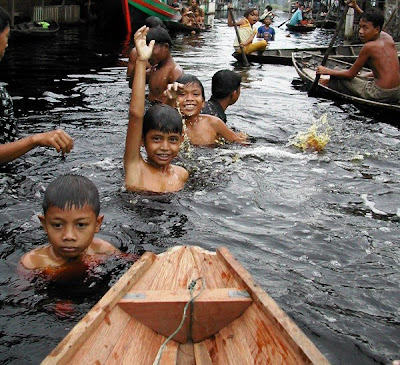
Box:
left=0, top=12, right=399, bottom=364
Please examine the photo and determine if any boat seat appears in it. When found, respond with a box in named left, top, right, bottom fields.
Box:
left=118, top=288, right=252, bottom=343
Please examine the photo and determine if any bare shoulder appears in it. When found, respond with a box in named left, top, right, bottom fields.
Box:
left=90, top=237, right=120, bottom=254
left=174, top=164, right=189, bottom=181
left=169, top=63, right=183, bottom=82
left=202, top=114, right=224, bottom=126
left=20, top=245, right=50, bottom=270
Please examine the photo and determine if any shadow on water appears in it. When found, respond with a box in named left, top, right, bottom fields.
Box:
left=0, top=13, right=399, bottom=365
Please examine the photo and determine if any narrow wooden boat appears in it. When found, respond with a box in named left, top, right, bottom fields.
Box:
left=128, top=0, right=181, bottom=21
left=42, top=246, right=330, bottom=364
left=292, top=51, right=400, bottom=115
left=314, top=19, right=337, bottom=29
left=11, top=20, right=59, bottom=38
left=232, top=42, right=400, bottom=65
left=286, top=23, right=316, bottom=32
left=164, top=20, right=211, bottom=34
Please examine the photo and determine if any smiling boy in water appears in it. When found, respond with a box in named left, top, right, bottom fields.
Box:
left=20, top=175, right=119, bottom=277
left=165, top=74, right=248, bottom=146
left=124, top=26, right=188, bottom=193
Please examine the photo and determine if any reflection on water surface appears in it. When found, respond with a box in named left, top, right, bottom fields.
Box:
left=0, top=13, right=399, bottom=365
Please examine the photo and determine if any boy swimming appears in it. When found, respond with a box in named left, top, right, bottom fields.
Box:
left=20, top=175, right=119, bottom=275
left=124, top=26, right=188, bottom=193
left=165, top=74, right=248, bottom=146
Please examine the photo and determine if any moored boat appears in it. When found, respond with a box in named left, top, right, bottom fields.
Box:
left=286, top=23, right=316, bottom=32
left=128, top=0, right=181, bottom=21
left=11, top=20, right=59, bottom=38
left=292, top=51, right=400, bottom=116
left=232, top=42, right=400, bottom=65
left=42, top=245, right=330, bottom=364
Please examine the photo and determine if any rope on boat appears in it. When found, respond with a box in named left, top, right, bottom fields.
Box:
left=152, top=277, right=206, bottom=365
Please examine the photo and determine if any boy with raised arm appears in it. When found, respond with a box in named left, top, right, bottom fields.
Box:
left=165, top=74, right=248, bottom=146
left=20, top=175, right=120, bottom=278
left=124, top=26, right=188, bottom=193
left=316, top=2, right=400, bottom=103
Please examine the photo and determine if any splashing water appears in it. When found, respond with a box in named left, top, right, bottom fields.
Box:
left=288, top=114, right=331, bottom=152
left=175, top=100, right=193, bottom=158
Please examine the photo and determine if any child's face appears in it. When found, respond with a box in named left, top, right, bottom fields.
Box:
left=246, top=10, right=259, bottom=25
left=144, top=130, right=183, bottom=167
left=263, top=17, right=272, bottom=26
left=39, top=204, right=103, bottom=260
left=358, top=18, right=380, bottom=43
left=177, top=82, right=205, bottom=118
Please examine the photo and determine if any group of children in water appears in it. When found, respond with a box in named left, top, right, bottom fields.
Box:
left=2, top=0, right=400, bottom=279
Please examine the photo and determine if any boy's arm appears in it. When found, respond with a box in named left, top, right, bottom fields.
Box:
left=347, top=0, right=363, bottom=14
left=209, top=116, right=249, bottom=145
left=317, top=45, right=370, bottom=79
left=0, top=130, right=73, bottom=164
left=124, top=27, right=155, bottom=170
left=227, top=4, right=246, bottom=27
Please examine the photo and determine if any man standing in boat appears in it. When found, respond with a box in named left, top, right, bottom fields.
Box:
left=316, top=1, right=400, bottom=103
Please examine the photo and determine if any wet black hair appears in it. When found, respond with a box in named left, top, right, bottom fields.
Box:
left=244, top=7, right=258, bottom=18
left=143, top=104, right=183, bottom=137
left=43, top=175, right=100, bottom=216
left=360, top=8, right=384, bottom=31
left=266, top=5, right=272, bottom=11
left=176, top=74, right=205, bottom=100
left=211, top=70, right=242, bottom=99
left=0, top=7, right=10, bottom=32
left=146, top=26, right=173, bottom=47
left=145, top=16, right=166, bottom=29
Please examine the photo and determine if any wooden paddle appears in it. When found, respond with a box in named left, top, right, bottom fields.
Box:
left=277, top=18, right=290, bottom=28
left=228, top=8, right=250, bottom=67
left=308, top=4, right=349, bottom=96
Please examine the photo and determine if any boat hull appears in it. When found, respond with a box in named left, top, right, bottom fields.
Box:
left=128, top=0, right=180, bottom=21
left=11, top=20, right=59, bottom=38
left=292, top=51, right=400, bottom=117
left=233, top=42, right=400, bottom=66
left=286, top=23, right=316, bottom=32
left=42, top=246, right=330, bottom=364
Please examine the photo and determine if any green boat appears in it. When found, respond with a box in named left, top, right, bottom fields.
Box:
left=128, top=0, right=181, bottom=21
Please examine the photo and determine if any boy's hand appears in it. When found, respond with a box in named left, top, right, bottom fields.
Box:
left=134, top=26, right=155, bottom=62
left=33, top=130, right=74, bottom=154
left=316, top=65, right=330, bottom=75
left=236, top=131, right=250, bottom=145
left=347, top=0, right=357, bottom=8
left=164, top=82, right=185, bottom=102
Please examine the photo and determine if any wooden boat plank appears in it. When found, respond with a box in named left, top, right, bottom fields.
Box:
left=41, top=251, right=156, bottom=365
left=132, top=246, right=200, bottom=291
left=240, top=304, right=303, bottom=364
left=217, top=247, right=330, bottom=365
left=68, top=306, right=131, bottom=364
left=105, top=318, right=165, bottom=365
left=176, top=342, right=195, bottom=365
left=193, top=342, right=213, bottom=365
left=190, top=246, right=245, bottom=289
left=205, top=324, right=255, bottom=365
